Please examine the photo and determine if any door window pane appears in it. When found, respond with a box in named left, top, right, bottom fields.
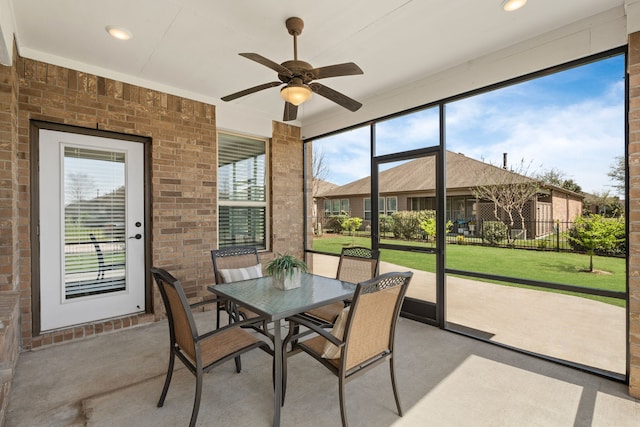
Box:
left=63, top=147, right=126, bottom=298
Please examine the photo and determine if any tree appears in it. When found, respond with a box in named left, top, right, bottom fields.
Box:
left=66, top=171, right=95, bottom=203
left=536, top=168, right=582, bottom=193
left=341, top=216, right=363, bottom=236
left=583, top=190, right=623, bottom=217
left=536, top=167, right=565, bottom=187
left=311, top=143, right=332, bottom=235
left=567, top=215, right=624, bottom=272
left=561, top=179, right=582, bottom=193
left=608, top=156, right=625, bottom=193
left=473, top=159, right=540, bottom=242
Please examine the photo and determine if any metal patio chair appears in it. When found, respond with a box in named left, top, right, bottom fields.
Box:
left=287, top=271, right=412, bottom=427
left=210, top=246, right=264, bottom=328
left=151, top=267, right=268, bottom=427
left=304, top=246, right=380, bottom=325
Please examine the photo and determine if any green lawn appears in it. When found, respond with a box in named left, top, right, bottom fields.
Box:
left=313, top=235, right=626, bottom=306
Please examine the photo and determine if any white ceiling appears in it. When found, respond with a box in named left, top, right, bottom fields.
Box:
left=2, top=0, right=627, bottom=137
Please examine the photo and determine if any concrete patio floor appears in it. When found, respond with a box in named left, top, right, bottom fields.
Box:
left=5, top=254, right=638, bottom=426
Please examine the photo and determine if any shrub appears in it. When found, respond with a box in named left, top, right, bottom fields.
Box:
left=391, top=211, right=423, bottom=240
left=567, top=215, right=625, bottom=258
left=379, top=214, right=394, bottom=234
left=325, top=215, right=348, bottom=233
left=341, top=216, right=363, bottom=235
left=419, top=210, right=453, bottom=241
left=536, top=239, right=548, bottom=249
left=483, top=221, right=508, bottom=245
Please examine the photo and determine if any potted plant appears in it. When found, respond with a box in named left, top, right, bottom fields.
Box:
left=266, top=253, right=309, bottom=290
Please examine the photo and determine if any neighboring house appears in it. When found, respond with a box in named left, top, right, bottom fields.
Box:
left=318, top=151, right=583, bottom=238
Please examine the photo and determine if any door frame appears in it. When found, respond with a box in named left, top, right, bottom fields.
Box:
left=30, top=120, right=153, bottom=335
left=371, top=144, right=446, bottom=326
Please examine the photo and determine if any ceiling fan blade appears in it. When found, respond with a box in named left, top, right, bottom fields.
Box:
left=221, top=81, right=282, bottom=102
left=239, top=53, right=292, bottom=77
left=309, top=83, right=362, bottom=112
left=283, top=102, right=298, bottom=121
left=312, top=62, right=363, bottom=80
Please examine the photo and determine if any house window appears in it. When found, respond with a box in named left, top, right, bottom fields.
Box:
left=325, top=198, right=349, bottom=215
left=218, top=132, right=267, bottom=249
left=408, top=197, right=435, bottom=211
left=332, top=199, right=341, bottom=214
left=341, top=199, right=350, bottom=214
left=365, top=196, right=394, bottom=220
left=386, top=196, right=397, bottom=214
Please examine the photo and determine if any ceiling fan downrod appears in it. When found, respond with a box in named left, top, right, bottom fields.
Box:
left=286, top=17, right=304, bottom=61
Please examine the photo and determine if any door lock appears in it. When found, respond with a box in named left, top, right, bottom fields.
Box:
left=129, top=234, right=142, bottom=240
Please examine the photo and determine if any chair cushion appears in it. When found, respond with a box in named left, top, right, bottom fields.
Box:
left=219, top=263, right=262, bottom=283
left=322, top=306, right=350, bottom=359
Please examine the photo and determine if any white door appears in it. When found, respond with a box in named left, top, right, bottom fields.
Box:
left=39, top=129, right=145, bottom=331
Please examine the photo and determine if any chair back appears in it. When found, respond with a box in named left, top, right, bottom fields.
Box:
left=336, top=246, right=380, bottom=284
left=151, top=267, right=198, bottom=361
left=211, top=246, right=260, bottom=284
left=342, top=271, right=412, bottom=371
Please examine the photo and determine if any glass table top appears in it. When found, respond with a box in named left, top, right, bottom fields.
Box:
left=208, top=273, right=355, bottom=321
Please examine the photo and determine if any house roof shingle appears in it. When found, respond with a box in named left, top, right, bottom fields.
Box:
left=318, top=151, right=535, bottom=197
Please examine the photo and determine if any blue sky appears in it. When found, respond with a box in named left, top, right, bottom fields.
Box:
left=314, top=54, right=625, bottom=196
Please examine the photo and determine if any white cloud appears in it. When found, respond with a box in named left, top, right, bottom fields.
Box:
left=313, top=60, right=625, bottom=195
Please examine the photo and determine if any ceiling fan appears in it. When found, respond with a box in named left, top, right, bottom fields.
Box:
left=221, top=17, right=364, bottom=121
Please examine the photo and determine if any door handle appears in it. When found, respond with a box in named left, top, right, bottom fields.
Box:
left=129, top=234, right=142, bottom=240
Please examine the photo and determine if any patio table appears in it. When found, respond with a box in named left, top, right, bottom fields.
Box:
left=208, top=272, right=355, bottom=427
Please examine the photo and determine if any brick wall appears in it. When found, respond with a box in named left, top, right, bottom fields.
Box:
left=0, top=42, right=20, bottom=426
left=629, top=31, right=640, bottom=398
left=0, top=54, right=303, bottom=350
left=0, top=41, right=18, bottom=295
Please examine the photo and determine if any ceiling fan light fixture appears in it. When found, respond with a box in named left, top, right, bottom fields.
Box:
left=501, top=0, right=527, bottom=11
left=280, top=83, right=312, bottom=106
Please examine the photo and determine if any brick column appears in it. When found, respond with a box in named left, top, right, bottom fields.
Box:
left=270, top=121, right=305, bottom=260
left=628, top=31, right=640, bottom=397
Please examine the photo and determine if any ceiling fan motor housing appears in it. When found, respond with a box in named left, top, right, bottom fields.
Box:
left=279, top=60, right=316, bottom=83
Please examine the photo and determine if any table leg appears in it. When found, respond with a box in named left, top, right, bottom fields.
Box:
left=273, top=318, right=282, bottom=427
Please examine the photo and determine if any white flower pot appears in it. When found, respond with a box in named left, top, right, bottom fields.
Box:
left=272, top=268, right=302, bottom=290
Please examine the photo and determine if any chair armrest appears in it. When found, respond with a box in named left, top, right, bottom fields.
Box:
left=190, top=296, right=223, bottom=309
left=287, top=314, right=344, bottom=348
left=196, top=316, right=269, bottom=342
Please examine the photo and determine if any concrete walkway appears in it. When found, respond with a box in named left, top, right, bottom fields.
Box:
left=312, top=254, right=626, bottom=375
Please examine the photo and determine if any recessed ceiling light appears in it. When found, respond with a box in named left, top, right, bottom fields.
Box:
left=501, top=0, right=527, bottom=12
left=106, top=25, right=132, bottom=41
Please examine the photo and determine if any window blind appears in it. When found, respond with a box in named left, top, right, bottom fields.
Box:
left=218, top=133, right=267, bottom=249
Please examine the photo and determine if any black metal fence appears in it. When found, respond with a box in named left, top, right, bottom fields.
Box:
left=444, top=219, right=574, bottom=252
left=316, top=215, right=626, bottom=256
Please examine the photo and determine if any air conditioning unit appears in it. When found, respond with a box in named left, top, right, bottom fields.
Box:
left=510, top=229, right=526, bottom=240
